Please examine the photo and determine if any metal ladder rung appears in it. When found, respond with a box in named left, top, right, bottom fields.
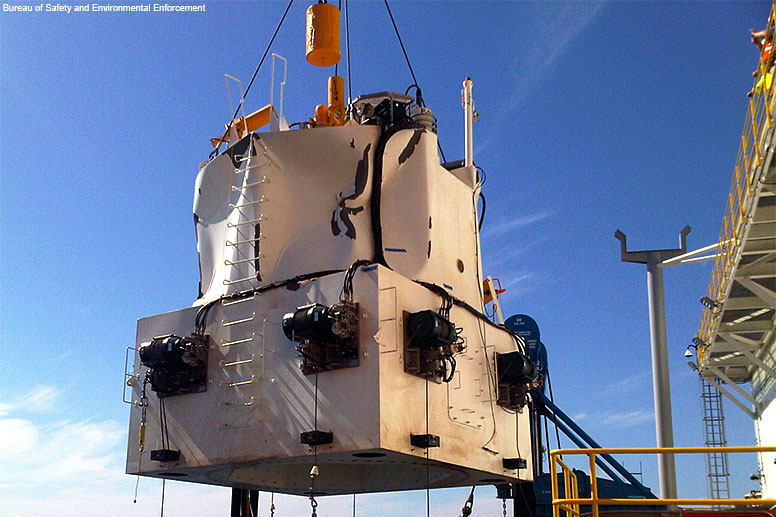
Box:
left=225, top=257, right=260, bottom=266
left=227, top=217, right=266, bottom=228
left=232, top=178, right=269, bottom=190
left=223, top=276, right=260, bottom=285
left=220, top=355, right=257, bottom=367
left=230, top=197, right=267, bottom=210
left=218, top=396, right=257, bottom=407
left=221, top=314, right=255, bottom=327
left=218, top=376, right=255, bottom=387
left=222, top=293, right=258, bottom=306
left=225, top=236, right=264, bottom=247
left=235, top=163, right=266, bottom=174
left=221, top=333, right=257, bottom=347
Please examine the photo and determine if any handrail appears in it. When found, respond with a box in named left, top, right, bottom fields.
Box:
left=697, top=3, right=776, bottom=366
left=550, top=446, right=776, bottom=517
left=553, top=455, right=582, bottom=517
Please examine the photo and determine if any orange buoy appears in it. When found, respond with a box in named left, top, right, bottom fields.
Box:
left=327, top=75, right=345, bottom=124
left=306, top=2, right=340, bottom=67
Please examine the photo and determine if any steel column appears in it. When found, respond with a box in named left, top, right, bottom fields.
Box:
left=646, top=254, right=678, bottom=500
left=615, top=226, right=690, bottom=500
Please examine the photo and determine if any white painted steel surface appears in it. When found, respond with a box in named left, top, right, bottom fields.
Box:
left=130, top=117, right=533, bottom=494
left=126, top=267, right=533, bottom=494
left=194, top=124, right=379, bottom=302
left=753, top=341, right=776, bottom=498
left=380, top=128, right=483, bottom=308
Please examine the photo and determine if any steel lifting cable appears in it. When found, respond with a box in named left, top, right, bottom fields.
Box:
left=334, top=0, right=342, bottom=77
left=424, top=377, right=430, bottom=517
left=308, top=371, right=320, bottom=517
left=213, top=0, right=294, bottom=158
left=382, top=1, right=450, bottom=166
left=383, top=0, right=418, bottom=88
left=160, top=478, right=167, bottom=517
left=345, top=0, right=352, bottom=103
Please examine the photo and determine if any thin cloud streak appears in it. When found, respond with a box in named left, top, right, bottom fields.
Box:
left=20, top=385, right=59, bottom=411
left=481, top=210, right=554, bottom=238
left=601, top=373, right=651, bottom=396
left=600, top=409, right=654, bottom=429
left=508, top=3, right=606, bottom=108
left=566, top=408, right=654, bottom=430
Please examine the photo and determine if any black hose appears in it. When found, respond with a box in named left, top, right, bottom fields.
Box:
left=414, top=279, right=527, bottom=355
left=370, top=122, right=424, bottom=267
left=478, top=192, right=486, bottom=231
left=195, top=269, right=344, bottom=333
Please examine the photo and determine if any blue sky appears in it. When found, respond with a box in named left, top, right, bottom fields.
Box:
left=0, top=1, right=770, bottom=515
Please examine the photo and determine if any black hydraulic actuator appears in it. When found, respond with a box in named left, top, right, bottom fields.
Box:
left=138, top=334, right=209, bottom=396
left=282, top=302, right=359, bottom=374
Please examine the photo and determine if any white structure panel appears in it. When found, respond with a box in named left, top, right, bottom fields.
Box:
left=127, top=266, right=533, bottom=494
left=753, top=336, right=776, bottom=497
left=380, top=129, right=483, bottom=309
left=194, top=124, right=380, bottom=302
left=376, top=267, right=533, bottom=479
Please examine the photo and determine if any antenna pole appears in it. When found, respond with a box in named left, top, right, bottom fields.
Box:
left=463, top=77, right=474, bottom=170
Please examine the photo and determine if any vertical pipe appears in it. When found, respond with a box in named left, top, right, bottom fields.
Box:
left=463, top=77, right=474, bottom=169
left=646, top=254, right=678, bottom=500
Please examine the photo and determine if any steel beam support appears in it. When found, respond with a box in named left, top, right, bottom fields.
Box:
left=723, top=332, right=764, bottom=348
left=659, top=241, right=728, bottom=268
left=706, top=365, right=761, bottom=412
left=736, top=277, right=776, bottom=307
left=719, top=335, right=776, bottom=379
left=706, top=378, right=756, bottom=419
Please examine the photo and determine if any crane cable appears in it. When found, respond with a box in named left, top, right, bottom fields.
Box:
left=212, top=0, right=294, bottom=158
left=345, top=0, right=352, bottom=103
left=383, top=0, right=419, bottom=88
left=383, top=0, right=448, bottom=163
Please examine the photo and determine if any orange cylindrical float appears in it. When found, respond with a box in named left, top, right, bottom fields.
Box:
left=327, top=75, right=345, bottom=124
left=306, top=2, right=340, bottom=67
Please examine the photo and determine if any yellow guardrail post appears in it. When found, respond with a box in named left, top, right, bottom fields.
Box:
left=550, top=451, right=559, bottom=517
left=588, top=451, right=599, bottom=517
left=551, top=450, right=587, bottom=517
left=550, top=446, right=776, bottom=513
left=570, top=461, right=578, bottom=516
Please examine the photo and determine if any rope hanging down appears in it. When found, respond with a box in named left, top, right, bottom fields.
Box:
left=213, top=0, right=294, bottom=158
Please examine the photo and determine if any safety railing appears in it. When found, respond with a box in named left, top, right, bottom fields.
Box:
left=552, top=454, right=582, bottom=517
left=697, top=3, right=776, bottom=365
left=550, top=446, right=776, bottom=517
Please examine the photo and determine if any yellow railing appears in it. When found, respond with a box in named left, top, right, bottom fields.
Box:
left=550, top=446, right=776, bottom=517
left=698, top=2, right=776, bottom=366
left=552, top=454, right=583, bottom=517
